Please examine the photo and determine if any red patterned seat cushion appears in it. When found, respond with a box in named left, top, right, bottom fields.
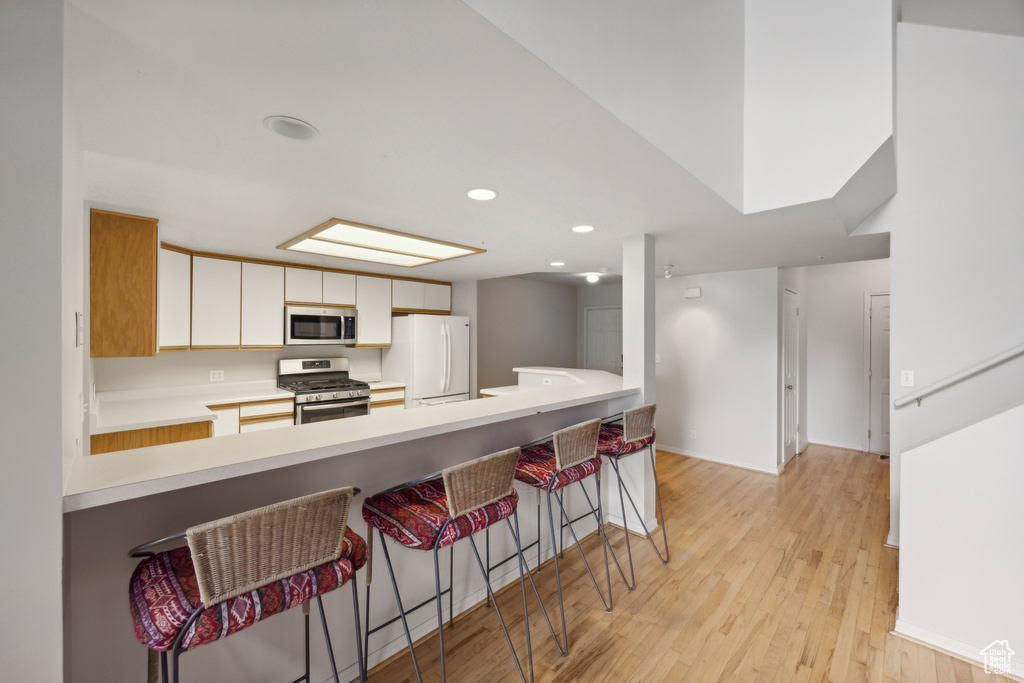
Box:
left=362, top=478, right=518, bottom=550
left=596, top=424, right=656, bottom=457
left=129, top=527, right=366, bottom=652
left=514, top=440, right=602, bottom=491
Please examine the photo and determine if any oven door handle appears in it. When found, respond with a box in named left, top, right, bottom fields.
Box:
left=300, top=399, right=370, bottom=411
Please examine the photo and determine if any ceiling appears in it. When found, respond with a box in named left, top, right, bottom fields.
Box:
left=66, top=0, right=892, bottom=284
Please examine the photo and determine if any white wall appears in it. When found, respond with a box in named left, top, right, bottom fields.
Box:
left=0, top=1, right=65, bottom=679
left=93, top=346, right=385, bottom=391
left=576, top=281, right=622, bottom=369
left=744, top=0, right=893, bottom=213
left=476, top=277, right=578, bottom=391
left=859, top=23, right=1024, bottom=546
left=896, top=404, right=1024, bottom=677
left=804, top=259, right=890, bottom=450
left=655, top=268, right=779, bottom=474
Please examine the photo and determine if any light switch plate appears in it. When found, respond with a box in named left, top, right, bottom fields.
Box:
left=210, top=370, right=224, bottom=382
left=900, top=370, right=914, bottom=387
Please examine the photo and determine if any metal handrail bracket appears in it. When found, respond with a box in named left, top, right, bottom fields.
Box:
left=894, top=340, right=1024, bottom=408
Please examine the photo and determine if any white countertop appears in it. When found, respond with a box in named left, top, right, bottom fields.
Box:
left=365, top=380, right=405, bottom=390
left=66, top=370, right=636, bottom=512
left=91, top=381, right=295, bottom=434
left=479, top=385, right=543, bottom=397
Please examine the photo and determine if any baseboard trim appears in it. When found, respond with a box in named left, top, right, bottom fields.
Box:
left=893, top=620, right=1024, bottom=679
left=659, top=445, right=780, bottom=476
left=807, top=439, right=866, bottom=452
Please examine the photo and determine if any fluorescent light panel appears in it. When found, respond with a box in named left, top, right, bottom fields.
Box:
left=279, top=218, right=484, bottom=268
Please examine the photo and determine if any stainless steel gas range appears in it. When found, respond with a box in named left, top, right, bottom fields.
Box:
left=277, top=357, right=371, bottom=425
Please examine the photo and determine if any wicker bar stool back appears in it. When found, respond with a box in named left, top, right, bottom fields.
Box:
left=128, top=486, right=366, bottom=683
left=362, top=447, right=534, bottom=683
left=597, top=403, right=669, bottom=590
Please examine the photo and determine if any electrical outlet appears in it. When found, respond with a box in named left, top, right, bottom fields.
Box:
left=690, top=429, right=697, bottom=439
left=655, top=353, right=661, bottom=363
left=210, top=370, right=224, bottom=382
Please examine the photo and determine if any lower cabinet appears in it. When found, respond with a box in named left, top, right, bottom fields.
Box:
left=91, top=421, right=212, bottom=455
left=207, top=398, right=295, bottom=436
left=370, top=386, right=405, bottom=414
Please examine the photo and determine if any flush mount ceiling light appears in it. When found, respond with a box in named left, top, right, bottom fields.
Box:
left=467, top=188, right=498, bottom=201
left=263, top=115, right=319, bottom=141
left=586, top=274, right=600, bottom=283
left=279, top=218, right=485, bottom=268
left=572, top=225, right=595, bottom=233
left=550, top=261, right=566, bottom=267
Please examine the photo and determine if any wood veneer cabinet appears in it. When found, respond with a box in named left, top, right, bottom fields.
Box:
left=90, top=421, right=212, bottom=455
left=90, top=210, right=158, bottom=358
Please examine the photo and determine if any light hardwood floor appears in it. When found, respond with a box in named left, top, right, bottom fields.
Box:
left=368, top=444, right=1014, bottom=682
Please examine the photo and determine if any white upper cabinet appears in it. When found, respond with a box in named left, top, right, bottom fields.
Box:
left=191, top=256, right=241, bottom=347
left=158, top=246, right=191, bottom=349
left=285, top=267, right=322, bottom=304
left=391, top=280, right=423, bottom=310
left=356, top=275, right=392, bottom=346
left=322, top=271, right=356, bottom=307
left=241, top=262, right=284, bottom=347
left=392, top=279, right=451, bottom=312
left=423, top=283, right=451, bottom=312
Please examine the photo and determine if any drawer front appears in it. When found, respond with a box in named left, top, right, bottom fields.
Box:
left=370, top=388, right=405, bottom=404
left=239, top=398, right=295, bottom=418
left=370, top=402, right=405, bottom=414
left=239, top=415, right=294, bottom=432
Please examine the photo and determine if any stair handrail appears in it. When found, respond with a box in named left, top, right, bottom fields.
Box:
left=894, top=340, right=1024, bottom=408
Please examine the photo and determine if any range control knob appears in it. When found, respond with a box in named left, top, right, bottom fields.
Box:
left=349, top=390, right=357, bottom=397
left=315, top=394, right=323, bottom=401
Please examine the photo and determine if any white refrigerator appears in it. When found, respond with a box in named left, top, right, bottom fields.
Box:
left=382, top=315, right=470, bottom=408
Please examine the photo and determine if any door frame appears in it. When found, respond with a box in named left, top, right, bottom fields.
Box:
left=782, top=288, right=800, bottom=468
left=583, top=305, right=623, bottom=373
left=863, top=292, right=890, bottom=453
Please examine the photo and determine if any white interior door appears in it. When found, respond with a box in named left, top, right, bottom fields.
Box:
left=584, top=307, right=623, bottom=375
left=783, top=289, right=799, bottom=466
left=869, top=295, right=891, bottom=454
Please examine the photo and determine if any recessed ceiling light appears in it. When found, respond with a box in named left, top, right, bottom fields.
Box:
left=279, top=218, right=485, bottom=268
left=263, top=115, right=319, bottom=141
left=572, top=225, right=594, bottom=233
left=467, top=188, right=498, bottom=201
left=550, top=261, right=566, bottom=267
left=586, top=274, right=600, bottom=283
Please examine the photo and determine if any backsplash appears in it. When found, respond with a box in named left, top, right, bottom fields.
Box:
left=92, top=346, right=383, bottom=392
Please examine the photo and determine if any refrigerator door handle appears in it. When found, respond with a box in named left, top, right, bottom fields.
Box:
left=442, top=318, right=451, bottom=394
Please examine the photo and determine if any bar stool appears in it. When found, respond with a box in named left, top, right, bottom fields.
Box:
left=128, top=486, right=366, bottom=683
left=361, top=447, right=533, bottom=683
left=598, top=404, right=669, bottom=589
left=513, top=417, right=612, bottom=655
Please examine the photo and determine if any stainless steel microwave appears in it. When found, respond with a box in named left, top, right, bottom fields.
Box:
left=284, top=306, right=357, bottom=345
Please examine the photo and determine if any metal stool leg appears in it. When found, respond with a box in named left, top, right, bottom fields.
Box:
left=350, top=579, right=366, bottom=682
left=316, top=596, right=340, bottom=683
left=433, top=542, right=447, bottom=682
left=608, top=455, right=637, bottom=589
left=377, top=530, right=424, bottom=683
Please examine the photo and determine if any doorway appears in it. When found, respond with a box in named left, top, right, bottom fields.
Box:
left=584, top=306, right=622, bottom=375
left=867, top=294, right=890, bottom=454
left=783, top=289, right=799, bottom=466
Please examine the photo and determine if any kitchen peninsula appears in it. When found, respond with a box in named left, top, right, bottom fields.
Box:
left=64, top=369, right=639, bottom=682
